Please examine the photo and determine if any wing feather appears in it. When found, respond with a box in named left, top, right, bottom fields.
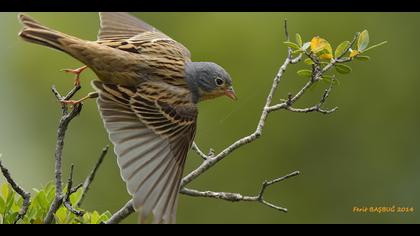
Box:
left=93, top=80, right=196, bottom=224
left=98, top=12, right=157, bottom=41
left=97, top=12, right=191, bottom=60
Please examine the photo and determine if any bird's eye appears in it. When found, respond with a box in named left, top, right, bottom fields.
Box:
left=215, top=77, right=224, bottom=86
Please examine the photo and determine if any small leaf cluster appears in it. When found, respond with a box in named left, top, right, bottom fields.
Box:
left=284, top=30, right=387, bottom=84
left=0, top=182, right=111, bottom=224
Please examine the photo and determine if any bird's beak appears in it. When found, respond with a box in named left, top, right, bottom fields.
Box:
left=225, top=87, right=237, bottom=101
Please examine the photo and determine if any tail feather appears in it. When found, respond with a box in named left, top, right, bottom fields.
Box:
left=19, top=28, right=66, bottom=52
left=18, top=13, right=76, bottom=53
left=18, top=13, right=50, bottom=31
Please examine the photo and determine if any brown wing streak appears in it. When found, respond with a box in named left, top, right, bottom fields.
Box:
left=97, top=31, right=191, bottom=61
left=130, top=81, right=197, bottom=142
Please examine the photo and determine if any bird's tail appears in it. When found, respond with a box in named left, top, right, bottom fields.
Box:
left=18, top=13, right=83, bottom=54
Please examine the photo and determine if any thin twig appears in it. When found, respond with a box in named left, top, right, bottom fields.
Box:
left=0, top=158, right=31, bottom=224
left=44, top=86, right=83, bottom=224
left=181, top=171, right=300, bottom=213
left=285, top=77, right=338, bottom=114
left=76, top=145, right=109, bottom=207
left=284, top=19, right=289, bottom=41
left=191, top=142, right=210, bottom=160
left=106, top=200, right=135, bottom=224
left=336, top=33, right=359, bottom=60
left=52, top=85, right=81, bottom=114
left=63, top=165, right=84, bottom=216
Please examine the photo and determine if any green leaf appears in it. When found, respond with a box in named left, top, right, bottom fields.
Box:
left=357, top=30, right=369, bottom=52
left=98, top=211, right=111, bottom=223
left=16, top=196, right=23, bottom=207
left=283, top=41, right=301, bottom=50
left=0, top=196, right=5, bottom=212
left=91, top=211, right=100, bottom=224
left=25, top=207, right=37, bottom=221
left=11, top=196, right=22, bottom=212
left=304, top=58, right=314, bottom=65
left=82, top=212, right=91, bottom=223
left=296, top=33, right=303, bottom=47
left=335, top=64, right=352, bottom=74
left=335, top=41, right=350, bottom=58
left=55, top=207, right=67, bottom=224
left=45, top=182, right=55, bottom=194
left=37, top=191, right=49, bottom=210
left=297, top=69, right=312, bottom=78
left=70, top=187, right=83, bottom=205
left=0, top=214, right=3, bottom=224
left=362, top=41, right=387, bottom=53
left=4, top=212, right=18, bottom=224
left=355, top=55, right=371, bottom=61
left=2, top=183, right=9, bottom=199
left=5, top=187, right=15, bottom=213
left=102, top=211, right=112, bottom=219
left=46, top=184, right=55, bottom=203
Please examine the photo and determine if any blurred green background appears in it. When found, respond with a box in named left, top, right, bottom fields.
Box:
left=0, top=12, right=419, bottom=224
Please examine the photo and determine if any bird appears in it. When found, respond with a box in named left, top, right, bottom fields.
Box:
left=18, top=12, right=236, bottom=224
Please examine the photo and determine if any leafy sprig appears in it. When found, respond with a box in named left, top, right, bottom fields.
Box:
left=284, top=30, right=387, bottom=83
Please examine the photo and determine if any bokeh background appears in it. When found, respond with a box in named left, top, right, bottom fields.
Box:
left=0, top=12, right=419, bottom=223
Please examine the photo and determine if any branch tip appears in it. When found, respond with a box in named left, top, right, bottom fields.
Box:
left=63, top=164, right=84, bottom=217
left=77, top=145, right=109, bottom=207
left=0, top=159, right=31, bottom=224
left=284, top=18, right=289, bottom=41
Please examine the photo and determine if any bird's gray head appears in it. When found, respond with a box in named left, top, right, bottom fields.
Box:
left=185, top=62, right=236, bottom=103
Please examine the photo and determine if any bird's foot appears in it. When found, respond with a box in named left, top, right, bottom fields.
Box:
left=60, top=92, right=99, bottom=106
left=60, top=99, right=81, bottom=106
left=61, top=65, right=88, bottom=87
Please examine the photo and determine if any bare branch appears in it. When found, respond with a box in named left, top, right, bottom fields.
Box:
left=181, top=171, right=300, bottom=213
left=63, top=164, right=84, bottom=217
left=0, top=158, right=31, bottom=224
left=107, top=170, right=298, bottom=224
left=44, top=86, right=83, bottom=224
left=285, top=78, right=338, bottom=114
left=191, top=142, right=209, bottom=160
left=106, top=200, right=135, bottom=224
left=77, top=145, right=109, bottom=207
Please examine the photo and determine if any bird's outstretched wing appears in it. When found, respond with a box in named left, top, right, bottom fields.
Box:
left=93, top=80, right=197, bottom=224
left=97, top=12, right=191, bottom=60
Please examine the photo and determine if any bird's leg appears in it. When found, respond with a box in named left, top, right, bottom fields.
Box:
left=61, top=65, right=88, bottom=86
left=61, top=92, right=98, bottom=106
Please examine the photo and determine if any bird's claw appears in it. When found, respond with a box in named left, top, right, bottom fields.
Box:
left=61, top=65, right=87, bottom=87
left=60, top=99, right=81, bottom=106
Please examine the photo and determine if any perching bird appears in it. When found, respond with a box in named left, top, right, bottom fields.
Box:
left=18, top=12, right=236, bottom=224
